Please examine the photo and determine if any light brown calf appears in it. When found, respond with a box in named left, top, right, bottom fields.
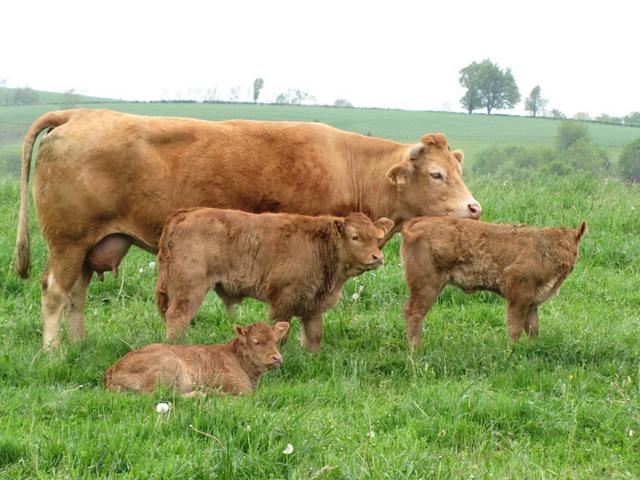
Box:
left=156, top=208, right=394, bottom=351
left=401, top=217, right=587, bottom=349
left=105, top=322, right=289, bottom=395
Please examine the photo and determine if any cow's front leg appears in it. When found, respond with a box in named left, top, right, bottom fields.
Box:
left=300, top=313, right=323, bottom=353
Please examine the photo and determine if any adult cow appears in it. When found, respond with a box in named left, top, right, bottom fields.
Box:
left=14, top=109, right=482, bottom=348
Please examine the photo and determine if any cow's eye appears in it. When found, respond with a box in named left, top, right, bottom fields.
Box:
left=253, top=340, right=261, bottom=346
left=430, top=172, right=444, bottom=180
left=351, top=234, right=359, bottom=241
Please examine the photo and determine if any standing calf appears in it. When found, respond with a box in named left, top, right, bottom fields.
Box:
left=105, top=322, right=289, bottom=395
left=401, top=217, right=586, bottom=350
left=156, top=208, right=394, bottom=351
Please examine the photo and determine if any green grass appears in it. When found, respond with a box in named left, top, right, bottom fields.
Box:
left=1, top=104, right=639, bottom=478
left=0, top=102, right=639, bottom=177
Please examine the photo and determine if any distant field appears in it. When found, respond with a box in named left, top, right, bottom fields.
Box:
left=0, top=103, right=639, bottom=478
left=1, top=102, right=639, bottom=178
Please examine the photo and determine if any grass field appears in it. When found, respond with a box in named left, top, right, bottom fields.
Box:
left=0, top=103, right=639, bottom=478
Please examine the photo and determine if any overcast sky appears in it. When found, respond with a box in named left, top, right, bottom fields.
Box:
left=2, top=1, right=638, bottom=117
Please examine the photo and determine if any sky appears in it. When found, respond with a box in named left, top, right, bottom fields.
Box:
left=2, top=0, right=638, bottom=117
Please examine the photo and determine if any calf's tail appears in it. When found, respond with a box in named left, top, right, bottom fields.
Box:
left=104, top=364, right=117, bottom=390
left=14, top=110, right=76, bottom=278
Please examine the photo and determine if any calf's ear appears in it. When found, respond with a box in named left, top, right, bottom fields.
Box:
left=374, top=218, right=395, bottom=239
left=386, top=161, right=413, bottom=192
left=234, top=325, right=247, bottom=337
left=576, top=220, right=587, bottom=241
left=452, top=150, right=464, bottom=164
left=334, top=219, right=346, bottom=235
left=272, top=322, right=290, bottom=339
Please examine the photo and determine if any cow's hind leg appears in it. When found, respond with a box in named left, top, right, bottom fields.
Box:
left=524, top=305, right=540, bottom=339
left=66, top=264, right=93, bottom=342
left=41, top=247, right=87, bottom=349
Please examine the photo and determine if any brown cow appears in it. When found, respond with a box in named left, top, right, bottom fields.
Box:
left=14, top=109, right=481, bottom=348
left=105, top=322, right=289, bottom=395
left=401, top=217, right=587, bottom=350
left=156, top=209, right=394, bottom=351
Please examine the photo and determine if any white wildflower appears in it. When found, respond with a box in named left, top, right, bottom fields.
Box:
left=149, top=261, right=156, bottom=269
left=630, top=430, right=634, bottom=437
left=138, top=267, right=144, bottom=273
left=282, top=443, right=294, bottom=455
left=366, top=430, right=375, bottom=439
left=156, top=402, right=170, bottom=414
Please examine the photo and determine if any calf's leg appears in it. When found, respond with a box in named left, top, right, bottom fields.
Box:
left=403, top=284, right=441, bottom=352
left=165, top=281, right=211, bottom=341
left=524, top=305, right=540, bottom=338
left=506, top=302, right=530, bottom=342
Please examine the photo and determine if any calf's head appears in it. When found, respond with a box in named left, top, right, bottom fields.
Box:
left=234, top=322, right=290, bottom=369
left=336, top=213, right=394, bottom=274
left=386, top=133, right=482, bottom=220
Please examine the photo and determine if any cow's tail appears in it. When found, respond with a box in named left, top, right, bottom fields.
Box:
left=14, top=110, right=76, bottom=278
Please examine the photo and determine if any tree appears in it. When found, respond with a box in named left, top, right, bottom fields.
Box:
left=11, top=86, right=38, bottom=106
left=555, top=120, right=590, bottom=151
left=524, top=85, right=548, bottom=117
left=550, top=109, right=566, bottom=119
left=624, top=112, right=640, bottom=126
left=459, top=59, right=520, bottom=115
left=229, top=86, right=241, bottom=102
left=253, top=78, right=264, bottom=103
left=333, top=98, right=353, bottom=108
left=62, top=88, right=78, bottom=108
left=274, top=89, right=315, bottom=105
left=0, top=78, right=7, bottom=106
left=619, top=138, right=640, bottom=182
left=460, top=87, right=482, bottom=114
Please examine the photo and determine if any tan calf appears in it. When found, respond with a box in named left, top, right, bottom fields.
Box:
left=156, top=209, right=394, bottom=351
left=401, top=217, right=587, bottom=349
left=105, top=322, right=289, bottom=395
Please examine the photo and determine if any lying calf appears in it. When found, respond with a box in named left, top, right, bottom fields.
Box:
left=156, top=208, right=394, bottom=351
left=105, top=322, right=289, bottom=395
left=401, top=217, right=586, bottom=349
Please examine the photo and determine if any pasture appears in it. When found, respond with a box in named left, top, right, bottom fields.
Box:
left=0, top=103, right=639, bottom=478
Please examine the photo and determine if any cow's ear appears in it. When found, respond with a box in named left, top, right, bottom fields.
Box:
left=576, top=220, right=587, bottom=241
left=334, top=219, right=346, bottom=235
left=272, top=322, right=290, bottom=339
left=234, top=325, right=247, bottom=337
left=386, top=161, right=413, bottom=192
left=452, top=150, right=464, bottom=164
left=374, top=218, right=395, bottom=239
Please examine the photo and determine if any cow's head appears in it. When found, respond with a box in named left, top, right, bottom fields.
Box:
left=386, top=133, right=482, bottom=221
left=234, top=322, right=289, bottom=370
left=336, top=213, right=394, bottom=276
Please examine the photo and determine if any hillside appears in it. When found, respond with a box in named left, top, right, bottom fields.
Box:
left=1, top=102, right=639, bottom=179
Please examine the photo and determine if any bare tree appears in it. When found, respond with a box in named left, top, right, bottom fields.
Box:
left=0, top=78, right=7, bottom=106
left=229, top=86, right=241, bottom=102
left=62, top=89, right=78, bottom=108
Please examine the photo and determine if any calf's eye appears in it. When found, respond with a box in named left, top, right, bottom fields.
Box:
left=430, top=172, right=444, bottom=180
left=351, top=235, right=359, bottom=241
